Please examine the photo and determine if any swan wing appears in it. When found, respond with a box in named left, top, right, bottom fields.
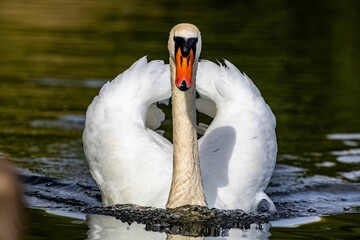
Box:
left=83, top=57, right=172, bottom=207
left=197, top=60, right=277, bottom=211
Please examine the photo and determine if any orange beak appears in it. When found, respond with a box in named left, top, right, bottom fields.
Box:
left=175, top=47, right=195, bottom=91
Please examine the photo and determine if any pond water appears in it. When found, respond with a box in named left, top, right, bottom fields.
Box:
left=1, top=0, right=360, bottom=239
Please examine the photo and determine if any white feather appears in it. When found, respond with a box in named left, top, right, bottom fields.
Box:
left=83, top=57, right=172, bottom=207
left=197, top=60, right=277, bottom=211
left=83, top=57, right=277, bottom=212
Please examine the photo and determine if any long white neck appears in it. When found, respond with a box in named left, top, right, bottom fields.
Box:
left=166, top=58, right=207, bottom=208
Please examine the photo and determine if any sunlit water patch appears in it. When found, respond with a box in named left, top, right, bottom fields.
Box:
left=326, top=133, right=360, bottom=182
left=327, top=133, right=360, bottom=141
left=31, top=114, right=85, bottom=130
left=35, top=78, right=107, bottom=88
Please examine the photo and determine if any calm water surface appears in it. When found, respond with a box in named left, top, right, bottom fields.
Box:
left=1, top=0, right=360, bottom=239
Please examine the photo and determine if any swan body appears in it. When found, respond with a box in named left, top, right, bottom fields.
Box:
left=83, top=24, right=277, bottom=212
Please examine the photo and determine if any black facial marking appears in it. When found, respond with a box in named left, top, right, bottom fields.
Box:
left=174, top=36, right=198, bottom=59
left=179, top=80, right=189, bottom=91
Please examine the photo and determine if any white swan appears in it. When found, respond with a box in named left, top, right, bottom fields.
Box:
left=83, top=23, right=277, bottom=212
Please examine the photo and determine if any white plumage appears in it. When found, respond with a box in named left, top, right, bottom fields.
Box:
left=83, top=58, right=173, bottom=207
left=197, top=60, right=277, bottom=211
left=83, top=56, right=277, bottom=212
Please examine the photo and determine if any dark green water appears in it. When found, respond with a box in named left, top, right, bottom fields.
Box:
left=1, top=0, right=359, bottom=239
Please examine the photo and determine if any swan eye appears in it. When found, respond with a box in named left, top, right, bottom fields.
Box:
left=174, top=36, right=198, bottom=58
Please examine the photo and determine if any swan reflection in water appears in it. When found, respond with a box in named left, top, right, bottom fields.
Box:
left=86, top=214, right=271, bottom=240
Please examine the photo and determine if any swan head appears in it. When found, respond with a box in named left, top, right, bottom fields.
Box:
left=168, top=23, right=202, bottom=91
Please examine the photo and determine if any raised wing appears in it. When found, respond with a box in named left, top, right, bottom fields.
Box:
left=83, top=57, right=173, bottom=207
left=196, top=60, right=277, bottom=211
